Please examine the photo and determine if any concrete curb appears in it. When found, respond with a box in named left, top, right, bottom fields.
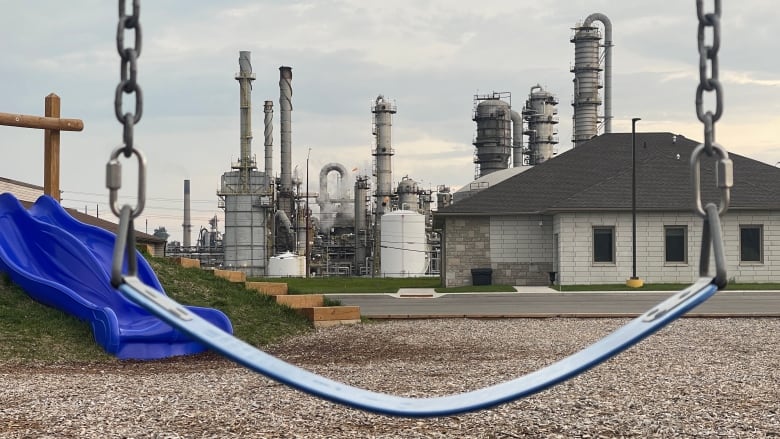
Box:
left=363, top=313, right=780, bottom=319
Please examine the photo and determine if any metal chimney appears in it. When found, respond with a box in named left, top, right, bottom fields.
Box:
left=263, top=100, right=273, bottom=188
left=236, top=51, right=256, bottom=186
left=279, top=66, right=293, bottom=197
left=183, top=179, right=192, bottom=248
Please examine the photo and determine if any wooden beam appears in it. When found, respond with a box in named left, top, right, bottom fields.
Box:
left=0, top=111, right=84, bottom=131
left=44, top=94, right=61, bottom=202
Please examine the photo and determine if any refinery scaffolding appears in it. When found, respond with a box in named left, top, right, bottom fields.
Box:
left=217, top=51, right=272, bottom=277
left=522, top=85, right=559, bottom=165
left=571, top=13, right=612, bottom=147
left=472, top=92, right=512, bottom=178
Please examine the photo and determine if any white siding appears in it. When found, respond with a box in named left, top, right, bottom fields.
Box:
left=554, top=210, right=780, bottom=285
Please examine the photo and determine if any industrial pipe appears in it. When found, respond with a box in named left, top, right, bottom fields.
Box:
left=510, top=110, right=523, bottom=167
left=236, top=51, right=256, bottom=172
left=273, top=210, right=295, bottom=253
left=263, top=100, right=273, bottom=188
left=318, top=162, right=349, bottom=202
left=279, top=66, right=293, bottom=194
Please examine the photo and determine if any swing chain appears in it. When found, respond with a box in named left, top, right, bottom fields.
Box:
left=108, top=0, right=145, bottom=284
left=115, top=0, right=143, bottom=156
left=107, top=0, right=146, bottom=220
left=695, top=0, right=722, bottom=155
left=692, top=0, right=732, bottom=218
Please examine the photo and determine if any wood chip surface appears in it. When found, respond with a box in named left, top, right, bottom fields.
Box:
left=1, top=318, right=778, bottom=438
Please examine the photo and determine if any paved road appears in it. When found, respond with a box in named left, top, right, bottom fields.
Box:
left=327, top=290, right=780, bottom=318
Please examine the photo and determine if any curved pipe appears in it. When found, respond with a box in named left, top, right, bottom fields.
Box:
left=584, top=13, right=612, bottom=133
left=273, top=210, right=295, bottom=253
left=318, top=162, right=349, bottom=202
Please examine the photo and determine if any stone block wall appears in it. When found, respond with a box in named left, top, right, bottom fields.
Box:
left=442, top=216, right=490, bottom=287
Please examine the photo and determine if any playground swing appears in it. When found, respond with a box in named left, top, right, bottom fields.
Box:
left=108, top=1, right=731, bottom=417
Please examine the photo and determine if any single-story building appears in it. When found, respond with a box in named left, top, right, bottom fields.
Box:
left=1, top=177, right=166, bottom=257
left=434, top=132, right=780, bottom=286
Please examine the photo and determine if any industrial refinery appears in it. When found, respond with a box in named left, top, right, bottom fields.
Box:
left=168, top=13, right=614, bottom=278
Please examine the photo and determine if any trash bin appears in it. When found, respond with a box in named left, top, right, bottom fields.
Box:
left=471, top=268, right=493, bottom=286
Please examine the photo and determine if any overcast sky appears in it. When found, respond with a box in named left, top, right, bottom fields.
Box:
left=2, top=1, right=779, bottom=242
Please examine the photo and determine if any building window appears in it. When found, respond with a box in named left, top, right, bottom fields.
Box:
left=740, top=225, right=763, bottom=262
left=593, top=227, right=614, bottom=263
left=665, top=226, right=687, bottom=263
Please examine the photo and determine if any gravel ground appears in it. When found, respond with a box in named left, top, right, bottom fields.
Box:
left=1, top=318, right=778, bottom=438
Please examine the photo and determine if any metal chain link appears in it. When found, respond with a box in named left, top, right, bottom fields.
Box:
left=107, top=0, right=146, bottom=220
left=695, top=0, right=722, bottom=155
left=692, top=0, right=731, bottom=288
left=108, top=0, right=146, bottom=283
left=692, top=0, right=731, bottom=218
left=115, top=0, right=143, bottom=155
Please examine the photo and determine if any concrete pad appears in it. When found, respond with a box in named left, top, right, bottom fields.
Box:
left=393, top=288, right=442, bottom=298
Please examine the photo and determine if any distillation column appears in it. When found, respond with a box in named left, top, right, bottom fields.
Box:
left=571, top=13, right=612, bottom=147
left=522, top=85, right=559, bottom=165
left=218, top=51, right=267, bottom=276
left=371, top=95, right=397, bottom=276
left=472, top=92, right=512, bottom=178
left=397, top=176, right=419, bottom=211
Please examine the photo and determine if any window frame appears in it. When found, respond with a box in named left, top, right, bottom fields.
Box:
left=739, top=224, right=763, bottom=263
left=592, top=226, right=615, bottom=264
left=664, top=225, right=688, bottom=264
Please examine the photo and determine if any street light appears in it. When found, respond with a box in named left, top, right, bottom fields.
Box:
left=305, top=147, right=311, bottom=278
left=627, top=118, right=643, bottom=288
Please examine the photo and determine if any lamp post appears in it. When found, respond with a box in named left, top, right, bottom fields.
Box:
left=305, top=147, right=311, bottom=278
left=627, top=118, right=643, bottom=288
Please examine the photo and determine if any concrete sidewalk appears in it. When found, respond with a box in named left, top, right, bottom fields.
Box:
left=330, top=287, right=780, bottom=319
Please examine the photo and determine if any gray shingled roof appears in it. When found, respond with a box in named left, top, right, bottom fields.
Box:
left=18, top=199, right=165, bottom=244
left=437, top=132, right=780, bottom=215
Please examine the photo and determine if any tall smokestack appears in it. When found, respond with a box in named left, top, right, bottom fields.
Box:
left=183, top=179, right=192, bottom=248
left=263, top=100, right=274, bottom=188
left=236, top=51, right=256, bottom=185
left=279, top=66, right=293, bottom=197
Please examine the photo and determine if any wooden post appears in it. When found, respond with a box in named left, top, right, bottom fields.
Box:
left=44, top=94, right=61, bottom=202
left=1, top=95, right=83, bottom=203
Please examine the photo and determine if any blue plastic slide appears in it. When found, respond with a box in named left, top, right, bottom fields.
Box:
left=0, top=193, right=232, bottom=360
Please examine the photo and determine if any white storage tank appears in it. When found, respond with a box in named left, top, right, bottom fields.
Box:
left=380, top=210, right=427, bottom=277
left=267, top=252, right=306, bottom=277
